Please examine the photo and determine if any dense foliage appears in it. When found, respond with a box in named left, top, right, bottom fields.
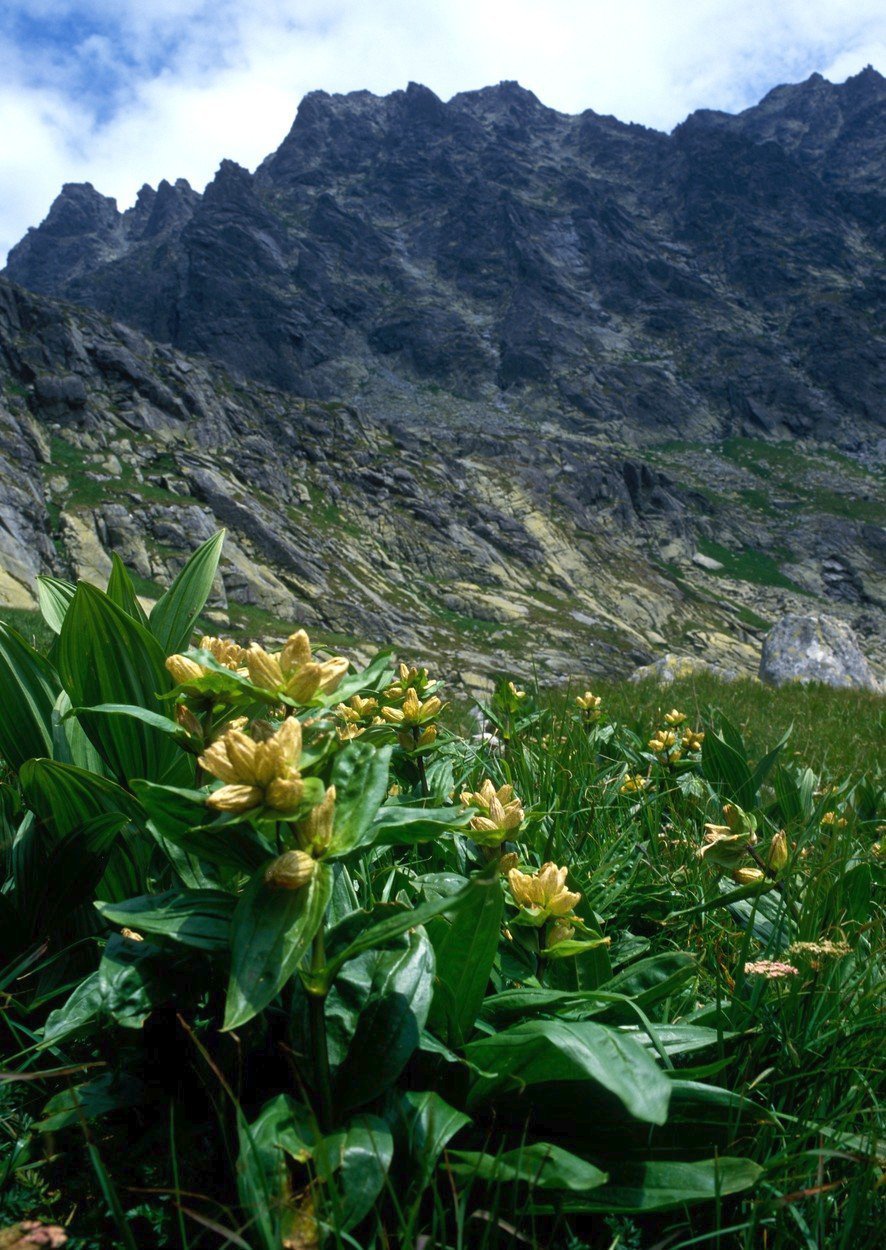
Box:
left=0, top=534, right=883, bottom=1249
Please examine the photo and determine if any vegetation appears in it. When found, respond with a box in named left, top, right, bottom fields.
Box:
left=0, top=535, right=883, bottom=1249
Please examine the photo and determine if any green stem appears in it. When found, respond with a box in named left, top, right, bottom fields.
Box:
left=412, top=725, right=429, bottom=798
left=308, top=928, right=334, bottom=1132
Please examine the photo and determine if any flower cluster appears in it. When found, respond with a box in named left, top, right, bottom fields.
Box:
left=576, top=691, right=602, bottom=721
left=460, top=778, right=525, bottom=847
left=620, top=772, right=650, bottom=795
left=245, top=630, right=349, bottom=704
left=507, top=861, right=582, bottom=946
left=199, top=717, right=306, bottom=814
left=647, top=711, right=704, bottom=765
left=166, top=635, right=248, bottom=685
left=744, top=960, right=799, bottom=980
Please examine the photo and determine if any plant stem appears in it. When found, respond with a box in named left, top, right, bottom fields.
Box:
left=412, top=725, right=429, bottom=797
left=308, top=928, right=334, bottom=1132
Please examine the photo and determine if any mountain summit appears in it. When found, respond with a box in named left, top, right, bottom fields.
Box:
left=1, top=73, right=884, bottom=682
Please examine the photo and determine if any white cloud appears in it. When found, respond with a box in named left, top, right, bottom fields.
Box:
left=1, top=0, right=883, bottom=261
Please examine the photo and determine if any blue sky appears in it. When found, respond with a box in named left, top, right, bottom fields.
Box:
left=1, top=0, right=884, bottom=261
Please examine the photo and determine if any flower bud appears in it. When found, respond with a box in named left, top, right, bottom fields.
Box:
left=166, top=654, right=204, bottom=685
left=765, top=830, right=789, bottom=872
left=264, top=850, right=315, bottom=891
left=732, top=866, right=765, bottom=886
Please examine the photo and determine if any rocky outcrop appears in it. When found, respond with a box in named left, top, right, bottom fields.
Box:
left=759, top=614, right=881, bottom=690
left=5, top=70, right=885, bottom=451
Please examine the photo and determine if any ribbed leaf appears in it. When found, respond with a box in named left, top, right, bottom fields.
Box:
left=36, top=576, right=76, bottom=635
left=0, top=623, right=61, bottom=770
left=149, top=529, right=225, bottom=655
left=57, top=583, right=186, bottom=785
left=19, top=758, right=142, bottom=838
left=106, top=554, right=150, bottom=626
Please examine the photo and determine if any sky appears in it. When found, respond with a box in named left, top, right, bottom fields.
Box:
left=0, top=0, right=884, bottom=261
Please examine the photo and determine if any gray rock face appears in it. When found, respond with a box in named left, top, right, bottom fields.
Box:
left=4, top=70, right=885, bottom=448
left=759, top=614, right=881, bottom=690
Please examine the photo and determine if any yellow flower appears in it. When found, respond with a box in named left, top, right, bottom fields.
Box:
left=765, top=830, right=789, bottom=872
left=732, top=866, right=766, bottom=886
left=508, top=681, right=526, bottom=700
left=199, top=717, right=305, bottom=814
left=296, top=785, right=336, bottom=854
left=576, top=691, right=602, bottom=717
left=165, top=635, right=248, bottom=686
left=380, top=687, right=442, bottom=726
left=460, top=778, right=524, bottom=845
left=620, top=773, right=650, bottom=795
left=648, top=730, right=678, bottom=753
left=246, top=629, right=349, bottom=703
left=398, top=724, right=437, bottom=751
left=820, top=811, right=847, bottom=829
left=682, top=728, right=705, bottom=752
left=664, top=709, right=687, bottom=726
left=264, top=849, right=316, bottom=891
left=698, top=822, right=758, bottom=868
left=547, top=919, right=575, bottom=947
left=508, top=862, right=581, bottom=917
left=385, top=663, right=432, bottom=702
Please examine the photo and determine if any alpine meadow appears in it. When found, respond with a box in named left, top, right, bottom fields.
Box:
left=0, top=51, right=884, bottom=1250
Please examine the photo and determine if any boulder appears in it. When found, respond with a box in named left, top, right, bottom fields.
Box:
left=630, top=653, right=742, bottom=685
left=759, top=613, right=881, bottom=691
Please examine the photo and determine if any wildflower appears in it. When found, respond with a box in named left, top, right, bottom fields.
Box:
left=246, top=629, right=349, bottom=703
left=698, top=813, right=758, bottom=867
left=664, top=709, right=687, bottom=726
left=765, top=830, right=789, bottom=872
left=166, top=635, right=248, bottom=685
left=296, top=785, right=336, bottom=855
left=199, top=717, right=306, bottom=814
left=508, top=862, right=581, bottom=918
left=547, top=919, right=575, bottom=947
left=264, top=849, right=316, bottom=891
left=498, top=851, right=519, bottom=874
left=721, top=803, right=757, bottom=836
left=121, top=928, right=144, bottom=942
left=732, top=866, right=766, bottom=886
left=788, top=939, right=851, bottom=969
left=380, top=687, right=442, bottom=726
left=460, top=778, right=524, bottom=845
left=385, top=663, right=432, bottom=702
left=648, top=729, right=678, bottom=754
left=743, top=960, right=799, bottom=979
left=820, top=811, right=847, bottom=829
left=399, top=723, right=437, bottom=751
left=175, top=703, right=203, bottom=737
left=508, top=681, right=526, bottom=700
left=620, top=773, right=650, bottom=795
left=576, top=692, right=602, bottom=718
left=682, top=728, right=705, bottom=752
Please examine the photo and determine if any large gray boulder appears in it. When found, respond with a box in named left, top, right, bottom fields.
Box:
left=759, top=614, right=881, bottom=691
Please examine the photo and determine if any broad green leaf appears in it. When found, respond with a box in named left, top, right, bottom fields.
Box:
left=595, top=952, right=696, bottom=1022
left=19, top=758, right=142, bottom=837
left=96, top=888, right=236, bottom=951
left=51, top=689, right=105, bottom=773
left=617, top=1025, right=734, bottom=1058
left=371, top=803, right=475, bottom=846
left=36, top=1072, right=145, bottom=1132
left=149, top=529, right=225, bottom=655
left=548, top=1157, right=762, bottom=1213
left=73, top=703, right=200, bottom=751
left=36, top=575, right=76, bottom=635
left=325, top=650, right=396, bottom=707
left=238, top=1094, right=315, bottom=1250
left=41, top=971, right=104, bottom=1046
left=224, top=860, right=333, bottom=1030
left=29, top=812, right=127, bottom=933
left=465, top=1020, right=672, bottom=1126
left=447, top=1143, right=607, bottom=1192
left=312, top=1117, right=394, bottom=1231
left=133, top=780, right=269, bottom=879
left=399, top=1091, right=470, bottom=1189
left=0, top=623, right=61, bottom=770
left=322, top=864, right=499, bottom=986
left=427, top=866, right=502, bottom=1045
left=701, top=729, right=756, bottom=808
left=106, top=554, right=150, bottom=626
left=330, top=928, right=435, bottom=1112
left=57, top=583, right=187, bottom=785
left=326, top=741, right=392, bottom=857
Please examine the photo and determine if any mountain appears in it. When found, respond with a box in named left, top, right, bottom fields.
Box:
left=1, top=71, right=884, bottom=683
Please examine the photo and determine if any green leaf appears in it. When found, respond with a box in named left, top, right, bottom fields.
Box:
left=73, top=703, right=200, bottom=751
left=133, top=780, right=269, bottom=878
left=447, top=1143, right=607, bottom=1192
left=322, top=864, right=499, bottom=986
left=701, top=729, right=756, bottom=808
left=427, top=866, right=502, bottom=1045
left=465, top=1020, right=672, bottom=1126
left=316, top=1116, right=394, bottom=1231
left=30, top=812, right=127, bottom=932
left=329, top=928, right=435, bottom=1112
left=36, top=1072, right=145, bottom=1132
left=371, top=803, right=475, bottom=846
left=57, top=583, right=187, bottom=785
left=399, top=1091, right=470, bottom=1189
left=326, top=741, right=392, bottom=857
left=595, top=952, right=696, bottom=1022
left=42, top=972, right=105, bottom=1046
left=96, top=888, right=236, bottom=951
left=224, top=860, right=332, bottom=1030
left=0, top=623, right=61, bottom=770
left=36, top=575, right=76, bottom=635
left=549, top=1157, right=762, bottom=1213
left=106, top=554, right=149, bottom=626
left=51, top=689, right=105, bottom=773
left=149, top=530, right=225, bottom=655
left=19, top=758, right=142, bottom=837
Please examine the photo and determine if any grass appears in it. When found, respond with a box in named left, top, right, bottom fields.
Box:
left=695, top=538, right=807, bottom=593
